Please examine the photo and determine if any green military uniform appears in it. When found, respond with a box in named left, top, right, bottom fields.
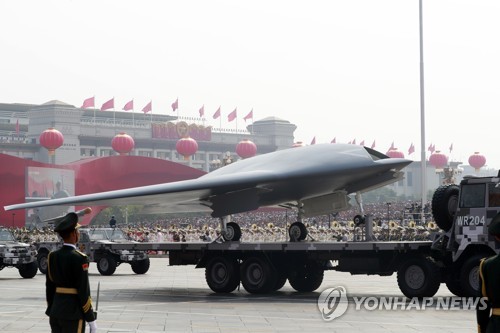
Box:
left=477, top=213, right=500, bottom=333
left=46, top=212, right=96, bottom=333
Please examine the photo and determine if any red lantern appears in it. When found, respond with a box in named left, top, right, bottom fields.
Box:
left=429, top=151, right=448, bottom=169
left=39, top=128, right=64, bottom=155
left=236, top=139, right=257, bottom=159
left=112, top=132, right=135, bottom=155
left=386, top=149, right=405, bottom=159
left=468, top=152, right=486, bottom=172
left=176, top=137, right=198, bottom=160
left=292, top=141, right=305, bottom=148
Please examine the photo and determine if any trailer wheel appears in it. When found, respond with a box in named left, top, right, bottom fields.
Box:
left=19, top=262, right=38, bottom=278
left=397, top=257, right=440, bottom=298
left=241, top=257, right=277, bottom=294
left=37, top=251, right=49, bottom=274
left=222, top=222, right=242, bottom=242
left=289, top=222, right=308, bottom=242
left=205, top=256, right=240, bottom=293
left=288, top=260, right=324, bottom=292
left=431, top=184, right=459, bottom=231
left=459, top=254, right=484, bottom=297
left=131, top=258, right=150, bottom=274
left=97, top=255, right=117, bottom=276
left=273, top=271, right=288, bottom=291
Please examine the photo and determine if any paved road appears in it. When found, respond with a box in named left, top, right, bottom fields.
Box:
left=0, top=257, right=476, bottom=332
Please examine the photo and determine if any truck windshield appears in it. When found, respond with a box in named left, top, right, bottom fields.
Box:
left=88, top=230, right=108, bottom=240
left=0, top=229, right=15, bottom=241
left=460, top=184, right=485, bottom=208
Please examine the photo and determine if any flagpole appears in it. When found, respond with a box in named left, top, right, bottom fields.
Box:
left=419, top=0, right=427, bottom=225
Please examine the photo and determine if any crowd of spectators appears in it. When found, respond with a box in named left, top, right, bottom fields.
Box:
left=8, top=200, right=438, bottom=244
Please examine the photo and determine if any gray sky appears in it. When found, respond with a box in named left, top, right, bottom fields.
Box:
left=1, top=0, right=499, bottom=169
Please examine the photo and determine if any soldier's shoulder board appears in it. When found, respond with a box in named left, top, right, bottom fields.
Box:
left=75, top=250, right=88, bottom=257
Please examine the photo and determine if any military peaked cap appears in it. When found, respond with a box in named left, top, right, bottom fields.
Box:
left=53, top=213, right=81, bottom=233
left=488, top=213, right=500, bottom=236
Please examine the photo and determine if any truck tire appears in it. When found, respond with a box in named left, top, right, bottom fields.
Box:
left=397, top=257, right=440, bottom=298
left=131, top=258, right=150, bottom=274
left=241, top=257, right=277, bottom=294
left=288, top=260, right=324, bottom=292
left=459, top=254, right=484, bottom=297
left=19, top=261, right=38, bottom=279
left=37, top=251, right=49, bottom=274
left=273, top=271, right=288, bottom=291
left=431, top=184, right=459, bottom=231
left=445, top=271, right=465, bottom=297
left=205, top=256, right=240, bottom=293
left=222, top=222, right=242, bottom=242
left=97, top=255, right=117, bottom=276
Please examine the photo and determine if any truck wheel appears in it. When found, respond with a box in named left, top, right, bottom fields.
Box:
left=445, top=273, right=465, bottom=297
left=431, top=184, right=459, bottom=231
left=222, top=222, right=242, bottom=242
left=131, top=258, right=150, bottom=274
left=459, top=254, right=484, bottom=297
left=241, top=257, right=277, bottom=294
left=289, top=222, right=308, bottom=242
left=397, top=257, right=440, bottom=298
left=205, top=256, right=240, bottom=293
left=19, top=262, right=38, bottom=279
left=273, top=271, right=288, bottom=291
left=97, top=255, right=117, bottom=276
left=288, top=260, right=324, bottom=292
left=37, top=251, right=49, bottom=274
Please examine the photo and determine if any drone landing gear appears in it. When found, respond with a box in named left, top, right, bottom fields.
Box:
left=218, top=216, right=242, bottom=242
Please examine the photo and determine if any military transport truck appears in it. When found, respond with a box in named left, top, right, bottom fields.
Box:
left=431, top=172, right=500, bottom=297
left=35, top=227, right=150, bottom=276
left=0, top=228, right=38, bottom=278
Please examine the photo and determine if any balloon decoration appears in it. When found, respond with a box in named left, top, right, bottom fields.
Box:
left=429, top=151, right=448, bottom=169
left=236, top=139, right=257, bottom=159
left=39, top=128, right=64, bottom=155
left=176, top=137, right=198, bottom=160
left=112, top=132, right=135, bottom=155
left=386, top=149, right=405, bottom=159
left=468, top=152, right=486, bottom=172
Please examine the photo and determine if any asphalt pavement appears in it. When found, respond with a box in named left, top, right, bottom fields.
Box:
left=0, top=257, right=476, bottom=332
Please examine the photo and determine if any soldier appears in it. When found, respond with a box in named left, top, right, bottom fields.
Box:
left=46, top=212, right=97, bottom=333
left=477, top=213, right=500, bottom=333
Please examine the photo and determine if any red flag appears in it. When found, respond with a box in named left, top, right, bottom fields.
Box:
left=199, top=105, right=205, bottom=118
left=331, top=137, right=336, bottom=144
left=101, top=97, right=114, bottom=111
left=213, top=107, right=221, bottom=119
left=427, top=143, right=433, bottom=152
left=352, top=139, right=356, bottom=145
left=389, top=141, right=395, bottom=150
left=81, top=96, right=95, bottom=108
left=15, top=119, right=19, bottom=134
left=123, top=100, right=134, bottom=111
left=228, top=108, right=237, bottom=122
left=449, top=143, right=453, bottom=153
left=371, top=140, right=376, bottom=149
left=310, top=136, right=316, bottom=145
left=408, top=143, right=415, bottom=155
left=243, top=109, right=253, bottom=122
left=171, top=98, right=178, bottom=111
left=142, top=101, right=152, bottom=114
left=359, top=140, right=365, bottom=146
left=347, top=140, right=352, bottom=144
